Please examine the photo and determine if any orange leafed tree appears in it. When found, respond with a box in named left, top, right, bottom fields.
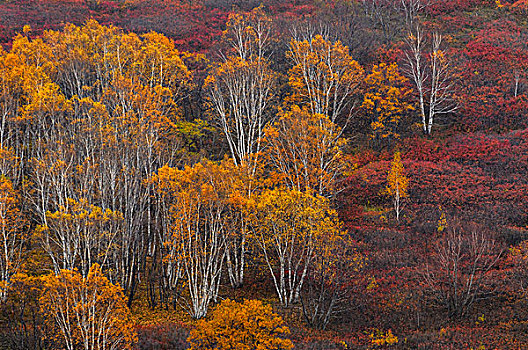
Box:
left=287, top=34, right=364, bottom=125
left=204, top=7, right=277, bottom=286
left=205, top=6, right=277, bottom=173
left=187, top=299, right=293, bottom=350
left=39, top=263, right=137, bottom=350
left=264, top=106, right=346, bottom=197
left=40, top=198, right=123, bottom=276
left=7, top=20, right=194, bottom=302
left=152, top=159, right=232, bottom=318
left=205, top=9, right=277, bottom=284
left=218, top=158, right=262, bottom=289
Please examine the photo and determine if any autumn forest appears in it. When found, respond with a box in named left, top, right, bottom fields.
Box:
left=1, top=0, right=528, bottom=348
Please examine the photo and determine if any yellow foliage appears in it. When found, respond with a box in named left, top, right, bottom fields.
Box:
left=386, top=151, right=408, bottom=198
left=251, top=188, right=348, bottom=307
left=370, top=329, right=398, bottom=346
left=254, top=188, right=345, bottom=248
left=42, top=198, right=123, bottom=274
left=362, top=62, right=413, bottom=141
left=8, top=19, right=193, bottom=143
left=437, top=208, right=447, bottom=232
left=367, top=276, right=379, bottom=291
left=385, top=151, right=408, bottom=222
left=476, top=314, right=485, bottom=326
left=188, top=299, right=293, bottom=350
left=154, top=157, right=255, bottom=242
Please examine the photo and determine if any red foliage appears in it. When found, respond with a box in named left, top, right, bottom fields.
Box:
left=114, top=0, right=229, bottom=52
left=0, top=0, right=230, bottom=52
left=0, top=0, right=96, bottom=45
left=455, top=21, right=528, bottom=131
left=426, top=0, right=494, bottom=15
left=136, top=322, right=190, bottom=350
left=0, top=0, right=317, bottom=52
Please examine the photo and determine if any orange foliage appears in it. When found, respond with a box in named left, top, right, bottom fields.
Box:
left=39, top=264, right=137, bottom=350
left=264, top=106, right=346, bottom=197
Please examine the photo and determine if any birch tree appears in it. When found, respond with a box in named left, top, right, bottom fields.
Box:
left=39, top=264, right=137, bottom=350
left=287, top=33, right=364, bottom=126
left=385, top=151, right=408, bottom=223
left=204, top=8, right=276, bottom=289
left=40, top=198, right=122, bottom=276
left=423, top=228, right=502, bottom=318
left=403, top=27, right=458, bottom=134
left=13, top=21, right=192, bottom=303
left=252, top=188, right=346, bottom=308
left=152, top=160, right=230, bottom=319
left=0, top=176, right=25, bottom=300
left=205, top=7, right=276, bottom=172
left=264, top=106, right=346, bottom=198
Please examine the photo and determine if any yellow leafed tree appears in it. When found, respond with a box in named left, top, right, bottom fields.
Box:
left=386, top=151, right=409, bottom=223
left=287, top=34, right=363, bottom=124
left=252, top=188, right=347, bottom=307
left=187, top=299, right=293, bottom=350
left=39, top=263, right=137, bottom=350
left=362, top=62, right=413, bottom=145
left=219, top=158, right=263, bottom=289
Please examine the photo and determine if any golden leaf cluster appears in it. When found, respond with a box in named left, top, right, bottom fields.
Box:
left=39, top=264, right=137, bottom=349
left=188, top=299, right=293, bottom=350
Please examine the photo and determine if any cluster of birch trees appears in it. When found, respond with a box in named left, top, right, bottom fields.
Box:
left=0, top=0, right=457, bottom=331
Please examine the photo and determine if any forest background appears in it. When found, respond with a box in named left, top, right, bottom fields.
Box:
left=1, top=0, right=528, bottom=348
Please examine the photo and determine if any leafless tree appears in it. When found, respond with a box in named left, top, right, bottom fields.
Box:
left=400, top=0, right=427, bottom=30
left=423, top=228, right=502, bottom=318
left=360, top=0, right=401, bottom=43
left=300, top=237, right=363, bottom=330
left=403, top=27, right=458, bottom=134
